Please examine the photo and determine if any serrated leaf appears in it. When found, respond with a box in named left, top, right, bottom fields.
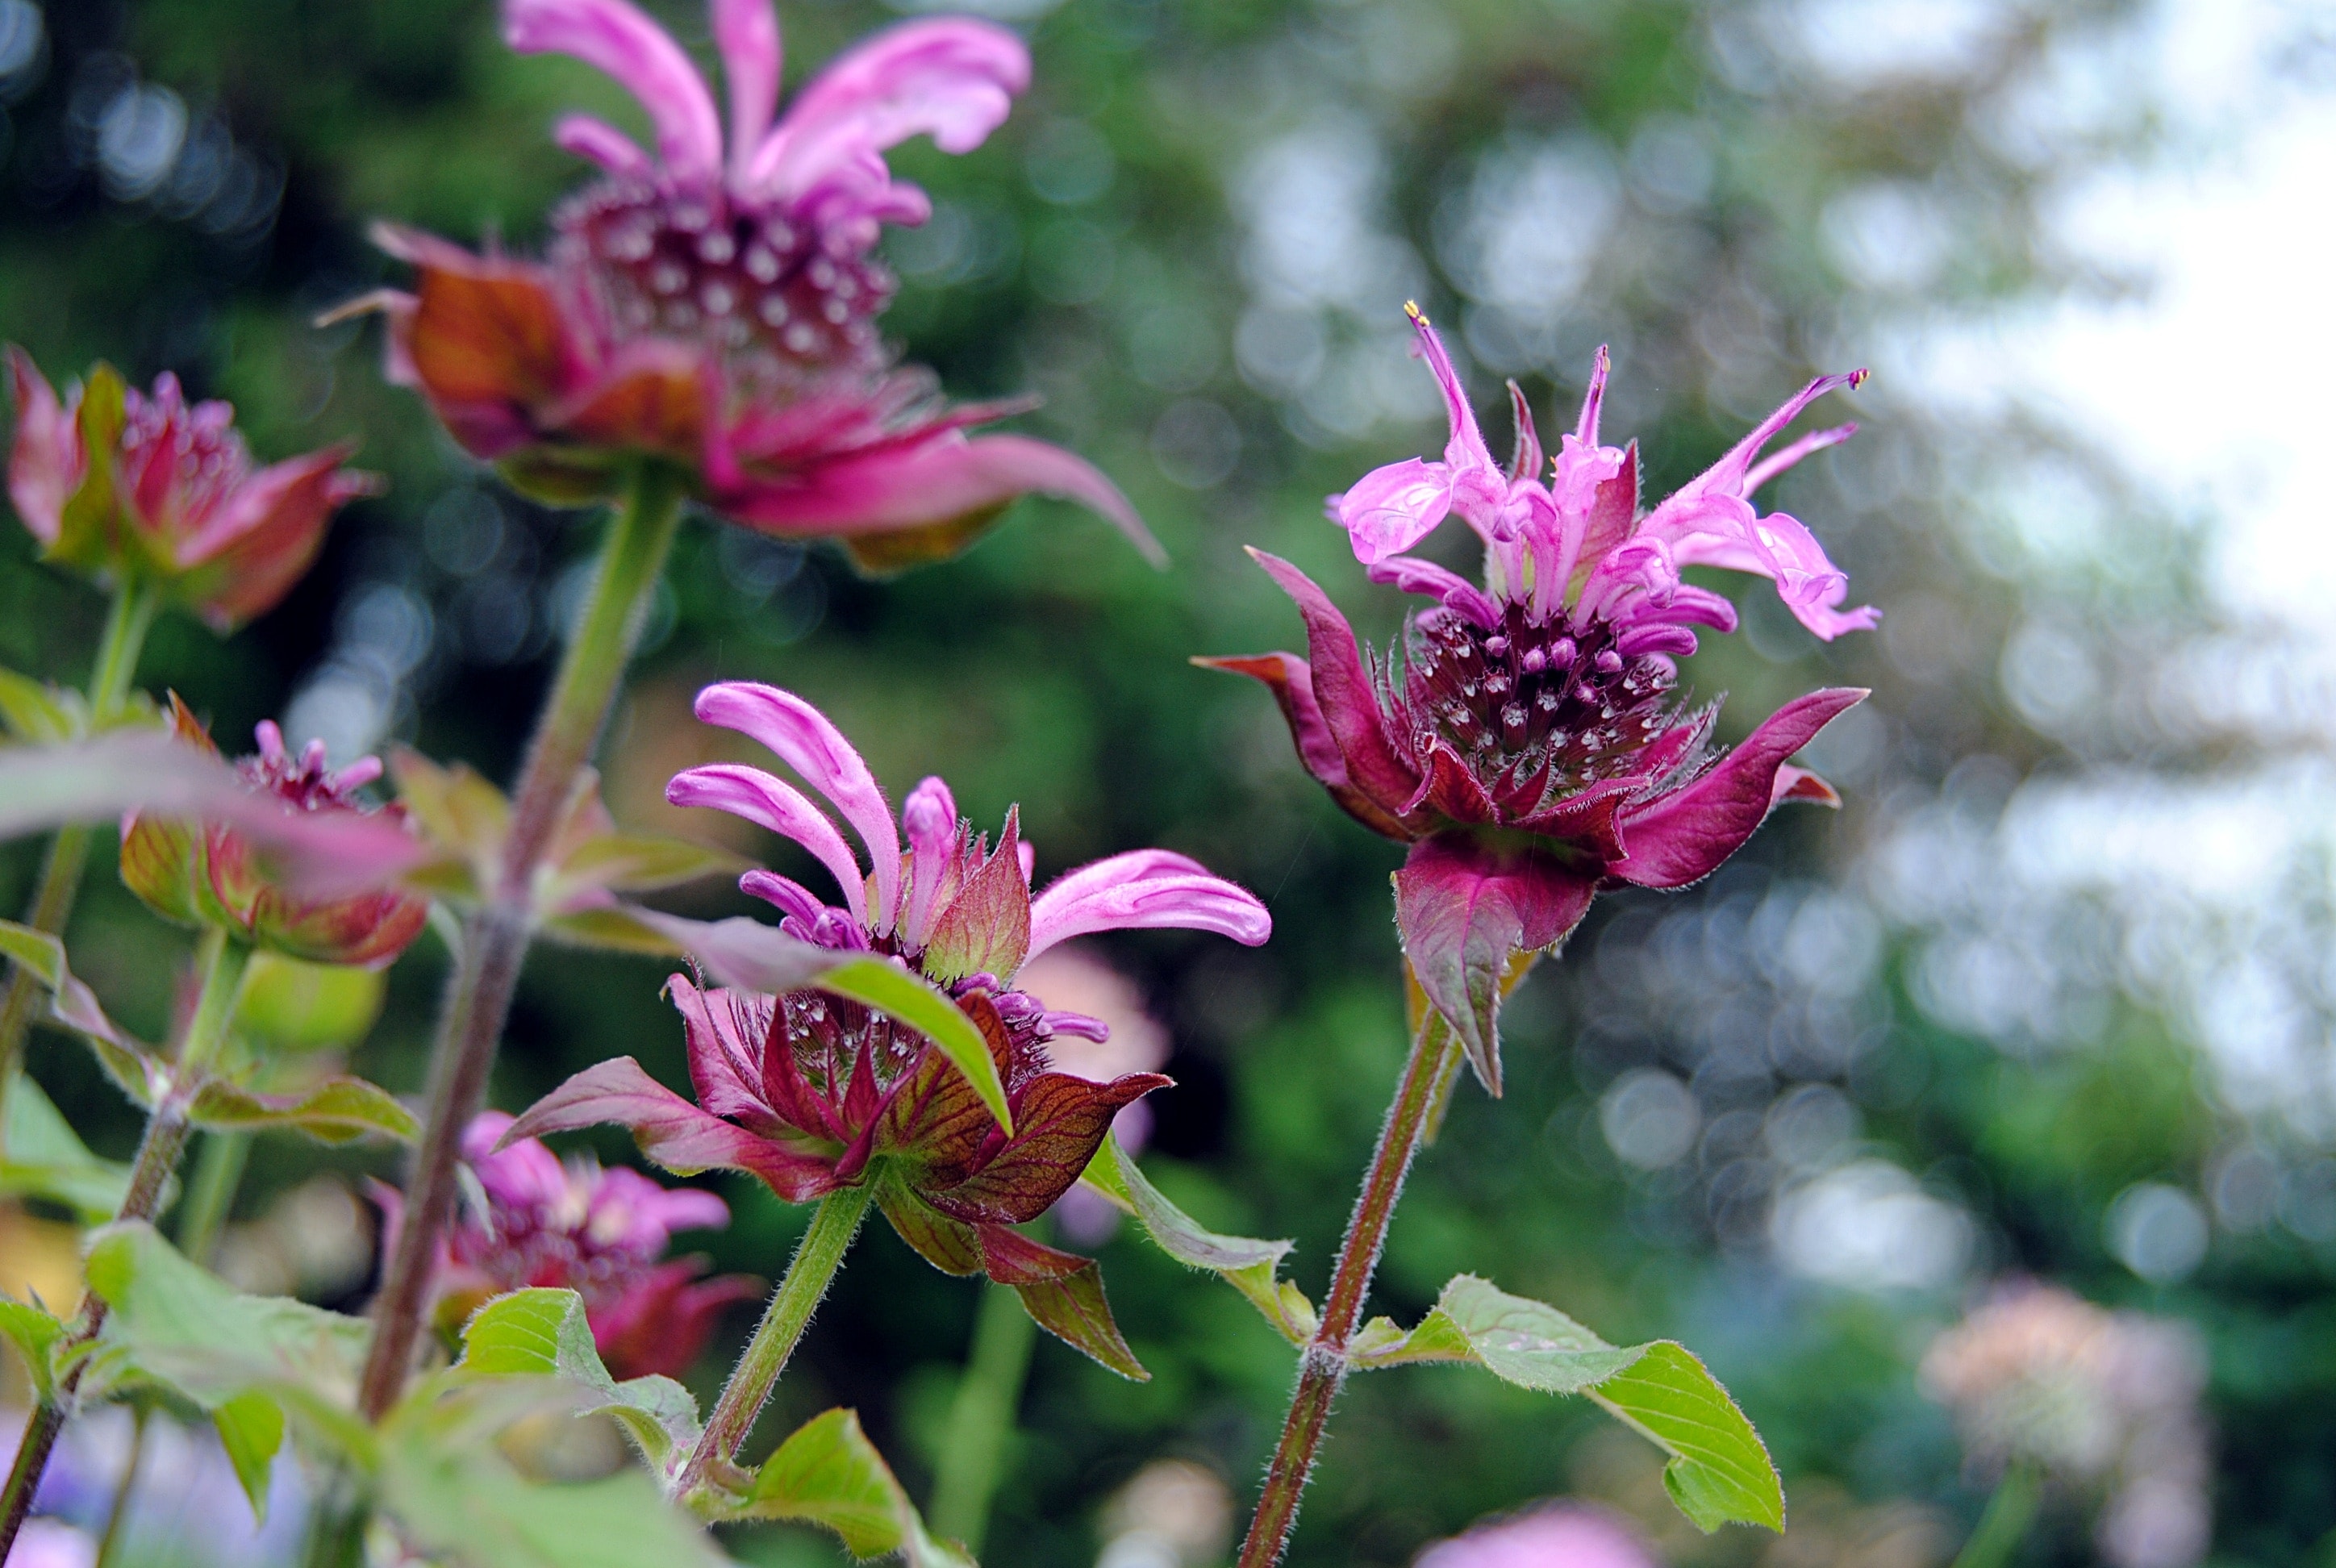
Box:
left=1347, top=1275, right=1781, bottom=1534
left=1591, top=1341, right=1783, bottom=1533
left=539, top=906, right=688, bottom=956
left=736, top=1407, right=973, bottom=1567
left=0, top=669, right=82, bottom=743
left=1007, top=1259, right=1146, bottom=1382
left=187, top=1075, right=419, bottom=1144
left=232, top=953, right=386, bottom=1053
left=454, top=1287, right=702, bottom=1470
left=1078, top=1136, right=1312, bottom=1344
left=0, top=1296, right=68, bottom=1403
left=78, top=1222, right=370, bottom=1420
left=215, top=1389, right=286, bottom=1520
left=0, top=1074, right=135, bottom=1221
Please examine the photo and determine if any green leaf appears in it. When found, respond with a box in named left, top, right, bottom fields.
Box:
left=215, top=1390, right=286, bottom=1520
left=1346, top=1276, right=1781, bottom=1533
left=539, top=906, right=689, bottom=956
left=375, top=1409, right=728, bottom=1568
left=187, top=1075, right=420, bottom=1144
left=1078, top=1136, right=1313, bottom=1345
left=0, top=1074, right=135, bottom=1221
left=77, top=1223, right=370, bottom=1424
left=454, top=1287, right=702, bottom=1470
left=0, top=916, right=167, bottom=1106
left=48, top=363, right=125, bottom=572
left=0, top=1296, right=68, bottom=1403
left=0, top=669, right=82, bottom=743
left=1592, top=1341, right=1784, bottom=1533
left=232, top=953, right=386, bottom=1053
left=736, top=1407, right=973, bottom=1567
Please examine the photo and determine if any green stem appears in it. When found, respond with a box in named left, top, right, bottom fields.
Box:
left=0, top=927, right=248, bottom=1563
left=928, top=1282, right=1037, bottom=1554
left=356, top=462, right=686, bottom=1424
left=0, top=576, right=161, bottom=1155
left=1235, top=1007, right=1458, bottom=1568
left=1952, top=1462, right=2042, bottom=1568
left=677, top=1182, right=876, bottom=1505
left=175, top=1130, right=252, bottom=1266
left=93, top=1404, right=150, bottom=1568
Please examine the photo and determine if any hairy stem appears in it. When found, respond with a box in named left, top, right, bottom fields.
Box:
left=678, top=1181, right=875, bottom=1504
left=355, top=463, right=686, bottom=1423
left=1952, top=1462, right=2042, bottom=1568
left=928, top=1281, right=1039, bottom=1553
left=0, top=576, right=161, bottom=1153
left=0, top=926, right=249, bottom=1562
left=1236, top=1008, right=1457, bottom=1568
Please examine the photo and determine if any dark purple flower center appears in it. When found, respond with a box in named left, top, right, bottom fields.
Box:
left=1392, top=603, right=1682, bottom=808
left=555, top=179, right=894, bottom=370
left=765, top=965, right=1055, bottom=1117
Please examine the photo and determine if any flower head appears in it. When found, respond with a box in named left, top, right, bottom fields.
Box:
left=1921, top=1282, right=2209, bottom=1568
left=1203, top=309, right=1873, bottom=1090
left=351, top=0, right=1153, bottom=570
left=120, top=699, right=430, bottom=967
left=6, top=350, right=382, bottom=628
left=507, top=681, right=1270, bottom=1375
left=429, top=1112, right=756, bottom=1382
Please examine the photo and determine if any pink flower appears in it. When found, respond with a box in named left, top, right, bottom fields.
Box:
left=507, top=681, right=1270, bottom=1374
left=119, top=699, right=430, bottom=968
left=1416, top=1504, right=1661, bottom=1568
left=349, top=0, right=1153, bottom=571
left=1203, top=307, right=1873, bottom=1091
left=6, top=349, right=382, bottom=629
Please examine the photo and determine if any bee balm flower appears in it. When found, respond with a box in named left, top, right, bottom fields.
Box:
left=352, top=0, right=1153, bottom=570
left=6, top=350, right=382, bottom=628
left=1203, top=307, right=1874, bottom=1091
left=120, top=700, right=430, bottom=968
left=507, top=682, right=1270, bottom=1374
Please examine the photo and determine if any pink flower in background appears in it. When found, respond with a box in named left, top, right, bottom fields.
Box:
left=423, top=1111, right=757, bottom=1382
left=3, top=1518, right=95, bottom=1568
left=1203, top=306, right=1873, bottom=1091
left=351, top=0, right=1153, bottom=571
left=119, top=699, right=430, bottom=968
left=1415, top=1503, right=1661, bottom=1568
left=1018, top=944, right=1171, bottom=1245
left=507, top=681, right=1269, bottom=1374
left=6, top=349, right=381, bottom=628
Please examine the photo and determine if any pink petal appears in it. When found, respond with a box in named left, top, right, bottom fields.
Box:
left=1505, top=379, right=1544, bottom=484
left=1245, top=548, right=1424, bottom=822
left=5, top=346, right=75, bottom=548
left=740, top=869, right=830, bottom=926
left=690, top=682, right=901, bottom=930
left=712, top=0, right=782, bottom=177
left=667, top=760, right=868, bottom=926
left=1610, top=687, right=1868, bottom=890
left=177, top=444, right=380, bottom=631
left=1745, top=421, right=1857, bottom=494
left=1025, top=852, right=1270, bottom=962
left=1394, top=832, right=1598, bottom=1096
left=1333, top=457, right=1454, bottom=565
left=1575, top=344, right=1612, bottom=447
left=1365, top=553, right=1501, bottom=628
left=718, top=430, right=1162, bottom=566
left=665, top=972, right=783, bottom=1128
left=745, top=18, right=1028, bottom=199
left=552, top=114, right=654, bottom=177
left=899, top=774, right=957, bottom=951
left=503, top=0, right=721, bottom=182
left=503, top=1055, right=839, bottom=1200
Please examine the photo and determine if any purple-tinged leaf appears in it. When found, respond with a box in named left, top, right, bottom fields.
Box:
left=505, top=1057, right=842, bottom=1202
left=978, top=1232, right=1146, bottom=1381
left=923, top=1072, right=1169, bottom=1227
left=874, top=1173, right=983, bottom=1277
left=1393, top=834, right=1597, bottom=1095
